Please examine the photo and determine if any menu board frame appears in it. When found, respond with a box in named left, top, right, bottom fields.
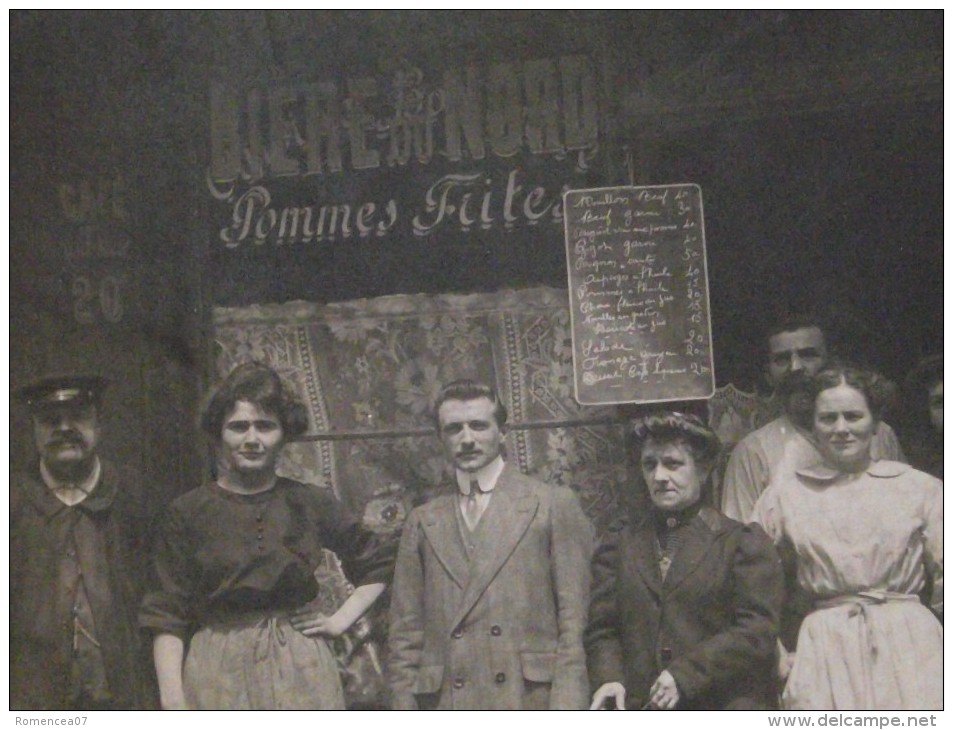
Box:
left=563, top=183, right=715, bottom=405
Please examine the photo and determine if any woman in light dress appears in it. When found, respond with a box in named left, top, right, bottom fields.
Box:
left=752, top=364, right=942, bottom=710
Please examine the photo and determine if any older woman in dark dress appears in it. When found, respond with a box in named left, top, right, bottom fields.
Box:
left=586, top=412, right=783, bottom=710
left=140, top=362, right=396, bottom=709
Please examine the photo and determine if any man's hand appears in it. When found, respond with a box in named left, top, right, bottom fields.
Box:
left=649, top=670, right=680, bottom=710
left=590, top=681, right=626, bottom=710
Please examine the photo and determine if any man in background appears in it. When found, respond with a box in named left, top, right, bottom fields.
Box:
left=721, top=315, right=905, bottom=522
left=10, top=373, right=154, bottom=709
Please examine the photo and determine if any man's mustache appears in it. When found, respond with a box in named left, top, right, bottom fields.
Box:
left=48, top=432, right=85, bottom=447
left=777, top=369, right=813, bottom=395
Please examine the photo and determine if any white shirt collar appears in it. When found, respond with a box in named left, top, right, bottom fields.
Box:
left=456, top=455, right=505, bottom=495
left=40, top=457, right=102, bottom=506
left=796, top=459, right=910, bottom=481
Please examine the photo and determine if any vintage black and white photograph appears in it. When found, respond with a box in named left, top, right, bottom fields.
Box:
left=9, top=10, right=943, bottom=715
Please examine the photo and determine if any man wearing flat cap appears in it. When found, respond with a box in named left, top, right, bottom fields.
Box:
left=10, top=374, right=154, bottom=709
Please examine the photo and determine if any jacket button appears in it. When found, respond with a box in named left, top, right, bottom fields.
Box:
left=660, top=647, right=672, bottom=661
left=495, top=672, right=506, bottom=684
left=452, top=677, right=465, bottom=689
left=452, top=628, right=464, bottom=639
left=490, top=625, right=502, bottom=636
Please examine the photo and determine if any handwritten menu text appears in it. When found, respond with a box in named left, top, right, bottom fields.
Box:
left=564, top=184, right=715, bottom=404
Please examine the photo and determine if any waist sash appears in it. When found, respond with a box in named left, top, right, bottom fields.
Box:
left=812, top=591, right=920, bottom=655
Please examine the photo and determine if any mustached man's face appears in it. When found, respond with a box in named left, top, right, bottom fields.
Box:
left=766, top=327, right=828, bottom=390
left=437, top=397, right=504, bottom=473
left=33, top=403, right=101, bottom=477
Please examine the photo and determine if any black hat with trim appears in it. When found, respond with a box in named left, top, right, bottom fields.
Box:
left=17, top=374, right=109, bottom=410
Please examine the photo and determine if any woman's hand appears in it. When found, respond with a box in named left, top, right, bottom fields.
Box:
left=649, top=670, right=680, bottom=710
left=160, top=695, right=190, bottom=711
left=590, top=681, right=626, bottom=710
left=289, top=608, right=349, bottom=638
left=291, top=583, right=386, bottom=638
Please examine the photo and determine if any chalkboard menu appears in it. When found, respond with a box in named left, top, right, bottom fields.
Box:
left=563, top=184, right=715, bottom=405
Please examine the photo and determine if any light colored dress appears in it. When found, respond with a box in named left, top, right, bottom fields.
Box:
left=751, top=460, right=942, bottom=710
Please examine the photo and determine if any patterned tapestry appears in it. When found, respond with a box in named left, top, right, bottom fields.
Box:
left=212, top=285, right=782, bottom=536
left=212, top=285, right=780, bottom=707
left=212, top=286, right=630, bottom=538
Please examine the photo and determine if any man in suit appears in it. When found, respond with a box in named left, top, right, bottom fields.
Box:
left=387, top=379, right=593, bottom=710
left=721, top=315, right=905, bottom=522
left=10, top=374, right=154, bottom=709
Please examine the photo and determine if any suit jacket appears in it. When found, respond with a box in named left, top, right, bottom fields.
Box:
left=387, top=463, right=594, bottom=710
left=586, top=506, right=782, bottom=710
left=10, top=461, right=156, bottom=710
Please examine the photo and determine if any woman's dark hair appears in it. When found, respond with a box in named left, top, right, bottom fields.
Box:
left=629, top=411, right=722, bottom=470
left=201, top=362, right=309, bottom=441
left=810, top=363, right=896, bottom=422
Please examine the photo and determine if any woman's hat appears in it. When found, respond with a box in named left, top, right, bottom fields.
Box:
left=630, top=411, right=722, bottom=464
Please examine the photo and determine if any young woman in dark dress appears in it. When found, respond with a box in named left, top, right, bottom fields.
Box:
left=140, top=362, right=395, bottom=709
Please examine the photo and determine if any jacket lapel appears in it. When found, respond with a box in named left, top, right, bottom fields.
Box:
left=631, top=516, right=663, bottom=597
left=661, top=507, right=720, bottom=594
left=419, top=496, right=470, bottom=589
left=451, top=466, right=538, bottom=628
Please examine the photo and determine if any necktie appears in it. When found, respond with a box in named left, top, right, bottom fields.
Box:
left=54, top=483, right=87, bottom=506
left=462, top=479, right=484, bottom=530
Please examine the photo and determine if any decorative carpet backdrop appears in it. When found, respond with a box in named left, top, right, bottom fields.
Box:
left=212, top=285, right=782, bottom=535
left=213, top=286, right=629, bottom=537
left=212, top=285, right=781, bottom=707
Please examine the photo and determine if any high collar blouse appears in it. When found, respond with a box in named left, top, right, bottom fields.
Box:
left=751, top=460, right=942, bottom=612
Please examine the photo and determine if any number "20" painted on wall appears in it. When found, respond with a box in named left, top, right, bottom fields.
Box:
left=71, top=274, right=124, bottom=323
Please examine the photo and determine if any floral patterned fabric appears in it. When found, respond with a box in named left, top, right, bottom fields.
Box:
left=212, top=287, right=783, bottom=536
left=211, top=286, right=782, bottom=708
left=213, top=286, right=628, bottom=538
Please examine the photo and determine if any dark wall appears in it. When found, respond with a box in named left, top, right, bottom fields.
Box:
left=640, top=101, right=943, bottom=391
left=10, top=11, right=943, bottom=491
left=10, top=11, right=210, bottom=501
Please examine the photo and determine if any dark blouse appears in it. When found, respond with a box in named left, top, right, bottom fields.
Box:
left=139, top=478, right=396, bottom=638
